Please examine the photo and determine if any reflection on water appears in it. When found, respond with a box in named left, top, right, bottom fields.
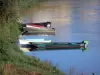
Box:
left=22, top=0, right=100, bottom=74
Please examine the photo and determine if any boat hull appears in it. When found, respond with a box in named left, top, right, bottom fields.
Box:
left=20, top=41, right=88, bottom=51
left=24, top=27, right=55, bottom=32
left=22, top=22, right=51, bottom=28
left=21, top=28, right=55, bottom=35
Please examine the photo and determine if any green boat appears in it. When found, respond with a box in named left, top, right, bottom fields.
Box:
left=20, top=40, right=88, bottom=51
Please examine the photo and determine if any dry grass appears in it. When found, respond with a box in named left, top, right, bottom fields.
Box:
left=2, top=64, right=42, bottom=75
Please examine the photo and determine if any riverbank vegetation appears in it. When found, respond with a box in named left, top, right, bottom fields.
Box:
left=0, top=0, right=65, bottom=75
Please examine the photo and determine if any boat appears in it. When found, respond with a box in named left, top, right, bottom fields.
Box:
left=20, top=22, right=51, bottom=30
left=19, top=24, right=54, bottom=32
left=24, top=22, right=51, bottom=28
left=21, top=28, right=55, bottom=35
left=20, top=40, right=88, bottom=51
left=19, top=39, right=51, bottom=44
left=18, top=39, right=52, bottom=52
left=19, top=22, right=55, bottom=35
left=23, top=26, right=55, bottom=32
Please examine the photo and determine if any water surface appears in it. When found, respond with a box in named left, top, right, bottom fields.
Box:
left=22, top=0, right=100, bottom=74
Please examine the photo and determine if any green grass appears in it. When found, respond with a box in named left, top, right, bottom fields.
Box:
left=0, top=0, right=65, bottom=75
left=0, top=22, right=65, bottom=75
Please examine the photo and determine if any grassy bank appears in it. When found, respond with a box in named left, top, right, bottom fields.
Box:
left=0, top=0, right=65, bottom=75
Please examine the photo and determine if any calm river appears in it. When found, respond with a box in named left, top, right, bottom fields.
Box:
left=21, top=0, right=100, bottom=74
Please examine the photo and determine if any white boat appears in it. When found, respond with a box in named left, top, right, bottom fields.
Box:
left=19, top=39, right=51, bottom=44
left=18, top=39, right=51, bottom=52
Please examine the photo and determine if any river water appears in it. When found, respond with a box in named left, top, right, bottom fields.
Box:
left=21, top=0, right=100, bottom=74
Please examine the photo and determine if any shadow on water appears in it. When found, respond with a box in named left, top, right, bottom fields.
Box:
left=20, top=0, right=100, bottom=74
